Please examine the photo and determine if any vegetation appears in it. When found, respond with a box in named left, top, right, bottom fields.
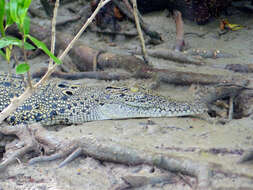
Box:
left=0, top=0, right=111, bottom=124
left=0, top=0, right=61, bottom=76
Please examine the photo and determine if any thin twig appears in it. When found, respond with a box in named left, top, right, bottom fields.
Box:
left=34, top=0, right=112, bottom=85
left=131, top=0, right=148, bottom=64
left=58, top=0, right=111, bottom=61
left=112, top=0, right=161, bottom=40
left=228, top=96, right=234, bottom=121
left=26, top=71, right=33, bottom=88
left=49, top=0, right=60, bottom=68
left=0, top=0, right=112, bottom=124
left=22, top=38, right=33, bottom=89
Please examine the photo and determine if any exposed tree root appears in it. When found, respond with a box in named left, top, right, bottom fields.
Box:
left=194, top=83, right=249, bottom=105
left=192, top=83, right=250, bottom=122
left=129, top=47, right=204, bottom=65
left=173, top=10, right=185, bottom=52
left=0, top=123, right=212, bottom=189
left=32, top=67, right=131, bottom=80
left=225, top=63, right=253, bottom=73
left=89, top=27, right=138, bottom=37
left=157, top=146, right=244, bottom=156
left=6, top=22, right=247, bottom=88
left=1, top=122, right=253, bottom=189
left=0, top=124, right=39, bottom=172
left=239, top=149, right=253, bottom=163
left=113, top=174, right=178, bottom=190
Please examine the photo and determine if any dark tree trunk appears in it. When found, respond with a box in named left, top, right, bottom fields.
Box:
left=136, top=0, right=232, bottom=24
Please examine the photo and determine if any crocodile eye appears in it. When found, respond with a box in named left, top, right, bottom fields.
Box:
left=64, top=90, right=73, bottom=96
left=106, top=86, right=118, bottom=90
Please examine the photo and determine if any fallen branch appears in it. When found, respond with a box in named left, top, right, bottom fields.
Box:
left=32, top=67, right=131, bottom=80
left=195, top=83, right=250, bottom=105
left=6, top=21, right=247, bottom=88
left=225, top=63, right=253, bottom=73
left=56, top=15, right=81, bottom=27
left=89, top=27, right=138, bottom=37
left=55, top=32, right=147, bottom=71
left=116, top=174, right=177, bottom=189
left=158, top=146, right=244, bottom=156
left=234, top=90, right=253, bottom=118
left=53, top=33, right=248, bottom=88
left=144, top=69, right=247, bottom=86
left=129, top=48, right=204, bottom=65
left=239, top=149, right=253, bottom=163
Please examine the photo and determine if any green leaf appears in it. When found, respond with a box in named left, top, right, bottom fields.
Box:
left=5, top=45, right=12, bottom=62
left=0, top=37, right=19, bottom=49
left=27, top=35, right=62, bottom=65
left=22, top=15, right=30, bottom=35
left=14, top=0, right=32, bottom=28
left=0, top=36, right=35, bottom=50
left=4, top=36, right=19, bottom=41
left=23, top=0, right=32, bottom=9
left=23, top=41, right=35, bottom=50
left=0, top=50, right=6, bottom=59
left=9, top=0, right=19, bottom=23
left=17, top=6, right=26, bottom=25
left=20, top=0, right=32, bottom=21
left=0, top=0, right=5, bottom=36
left=16, top=63, right=30, bottom=74
left=5, top=3, right=14, bottom=28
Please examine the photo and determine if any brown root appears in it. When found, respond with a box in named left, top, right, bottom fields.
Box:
left=1, top=123, right=253, bottom=189
left=129, top=48, right=204, bottom=65
left=0, top=123, right=211, bottom=189
left=173, top=10, right=185, bottom=52
left=32, top=67, right=131, bottom=80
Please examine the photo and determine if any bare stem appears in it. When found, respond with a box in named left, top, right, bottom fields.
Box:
left=21, top=37, right=33, bottom=89
left=35, top=0, right=112, bottom=87
left=49, top=0, right=60, bottom=67
left=0, top=0, right=112, bottom=124
left=173, top=10, right=185, bottom=52
left=131, top=0, right=148, bottom=64
left=26, top=71, right=33, bottom=88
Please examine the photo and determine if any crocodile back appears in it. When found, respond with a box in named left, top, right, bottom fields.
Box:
left=0, top=74, right=103, bottom=125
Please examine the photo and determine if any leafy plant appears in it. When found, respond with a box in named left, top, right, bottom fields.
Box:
left=27, top=35, right=61, bottom=64
left=0, top=0, right=5, bottom=36
left=0, top=0, right=62, bottom=75
left=16, top=62, right=30, bottom=74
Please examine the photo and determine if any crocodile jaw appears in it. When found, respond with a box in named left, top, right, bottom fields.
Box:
left=97, top=103, right=205, bottom=120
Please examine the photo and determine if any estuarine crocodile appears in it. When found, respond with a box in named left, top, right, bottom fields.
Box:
left=0, top=73, right=207, bottom=125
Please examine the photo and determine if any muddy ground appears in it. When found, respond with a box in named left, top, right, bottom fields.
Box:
left=1, top=1, right=253, bottom=190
